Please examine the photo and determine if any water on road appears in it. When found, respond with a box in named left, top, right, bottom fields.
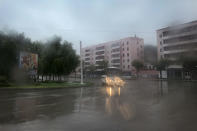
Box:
left=0, top=80, right=197, bottom=131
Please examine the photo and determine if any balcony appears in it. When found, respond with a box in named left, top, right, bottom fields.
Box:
left=111, top=45, right=120, bottom=50
left=111, top=48, right=120, bottom=54
left=84, top=62, right=90, bottom=66
left=95, top=55, right=104, bottom=60
left=111, top=55, right=120, bottom=60
left=111, top=52, right=120, bottom=55
left=112, top=58, right=120, bottom=61
left=84, top=55, right=91, bottom=58
left=163, top=48, right=197, bottom=54
left=163, top=43, right=197, bottom=51
left=95, top=51, right=105, bottom=56
left=111, top=59, right=120, bottom=64
left=84, top=53, right=91, bottom=58
left=163, top=34, right=197, bottom=45
left=95, top=59, right=104, bottom=62
left=112, top=63, right=120, bottom=65
left=162, top=39, right=197, bottom=47
left=96, top=46, right=105, bottom=51
left=163, top=30, right=197, bottom=40
left=84, top=59, right=90, bottom=62
left=111, top=57, right=120, bottom=60
left=162, top=24, right=197, bottom=38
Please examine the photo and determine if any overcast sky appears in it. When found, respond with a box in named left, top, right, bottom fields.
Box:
left=0, top=0, right=197, bottom=53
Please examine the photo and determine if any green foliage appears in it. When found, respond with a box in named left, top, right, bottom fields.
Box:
left=0, top=31, right=28, bottom=79
left=180, top=56, right=197, bottom=72
left=132, top=59, right=144, bottom=72
left=37, top=36, right=80, bottom=76
left=0, top=30, right=79, bottom=81
left=87, top=64, right=96, bottom=72
left=156, top=58, right=170, bottom=71
left=41, top=38, right=79, bottom=76
left=97, top=60, right=108, bottom=72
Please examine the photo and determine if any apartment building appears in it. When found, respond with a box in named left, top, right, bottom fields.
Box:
left=81, top=36, right=144, bottom=73
left=157, top=20, right=197, bottom=60
left=157, top=20, right=197, bottom=79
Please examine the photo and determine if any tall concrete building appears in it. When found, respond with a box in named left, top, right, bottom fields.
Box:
left=157, top=20, right=197, bottom=60
left=157, top=20, right=197, bottom=79
left=81, top=36, right=144, bottom=73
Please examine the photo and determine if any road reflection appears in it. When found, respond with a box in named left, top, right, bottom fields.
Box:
left=1, top=80, right=197, bottom=131
left=0, top=89, right=77, bottom=124
left=104, top=86, right=133, bottom=120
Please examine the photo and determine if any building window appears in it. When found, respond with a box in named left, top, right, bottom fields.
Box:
left=127, top=59, right=129, bottom=62
left=85, top=53, right=90, bottom=56
left=96, top=61, right=104, bottom=65
left=85, top=58, right=90, bottom=61
left=127, top=41, right=129, bottom=45
left=85, top=62, right=90, bottom=65
left=111, top=54, right=120, bottom=58
left=127, top=53, right=129, bottom=56
left=122, top=48, right=124, bottom=51
left=159, top=34, right=162, bottom=38
left=163, top=34, right=197, bottom=44
left=160, top=48, right=162, bottom=52
left=127, top=47, right=129, bottom=51
left=111, top=48, right=120, bottom=53
left=128, top=65, right=130, bottom=68
left=163, top=25, right=197, bottom=37
left=95, top=55, right=104, bottom=60
left=160, top=41, right=162, bottom=45
left=123, top=53, right=125, bottom=57
left=96, top=46, right=104, bottom=50
left=85, top=49, right=90, bottom=52
left=111, top=59, right=120, bottom=63
left=96, top=51, right=104, bottom=55
left=113, top=65, right=120, bottom=68
left=111, top=43, right=120, bottom=48
left=123, top=59, right=125, bottom=63
left=123, top=65, right=125, bottom=69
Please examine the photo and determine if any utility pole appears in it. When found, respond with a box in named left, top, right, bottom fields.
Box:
left=80, top=41, right=84, bottom=84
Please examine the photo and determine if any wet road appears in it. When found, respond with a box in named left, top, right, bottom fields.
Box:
left=0, top=80, right=197, bottom=131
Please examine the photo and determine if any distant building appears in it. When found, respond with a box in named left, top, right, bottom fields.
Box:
left=157, top=20, right=197, bottom=60
left=157, top=20, right=197, bottom=79
left=81, top=36, right=144, bottom=74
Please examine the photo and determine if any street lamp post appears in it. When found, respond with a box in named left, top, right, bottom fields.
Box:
left=80, top=41, right=84, bottom=84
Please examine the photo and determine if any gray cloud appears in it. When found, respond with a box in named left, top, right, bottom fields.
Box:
left=0, top=0, right=197, bottom=53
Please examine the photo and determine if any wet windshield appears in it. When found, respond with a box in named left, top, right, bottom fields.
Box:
left=0, top=0, right=197, bottom=131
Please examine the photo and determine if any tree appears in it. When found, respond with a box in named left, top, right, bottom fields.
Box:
left=41, top=37, right=80, bottom=80
left=132, top=60, right=144, bottom=78
left=0, top=31, right=31, bottom=80
left=0, top=30, right=80, bottom=82
left=88, top=64, right=96, bottom=72
left=156, top=58, right=170, bottom=79
left=97, top=60, right=108, bottom=74
left=179, top=54, right=197, bottom=80
left=84, top=64, right=96, bottom=78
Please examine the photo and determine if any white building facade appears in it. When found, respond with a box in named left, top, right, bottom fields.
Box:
left=81, top=36, right=144, bottom=73
left=157, top=20, right=197, bottom=60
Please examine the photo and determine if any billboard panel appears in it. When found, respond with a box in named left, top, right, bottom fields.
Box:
left=19, top=52, right=38, bottom=75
